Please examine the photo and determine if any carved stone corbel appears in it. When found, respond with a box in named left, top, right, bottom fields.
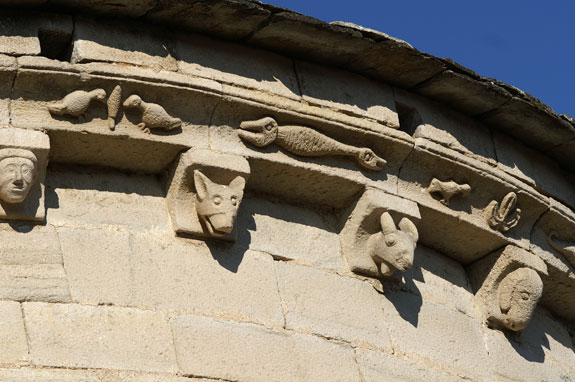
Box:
left=340, top=188, right=420, bottom=277
left=468, top=245, right=547, bottom=332
left=0, top=128, right=50, bottom=222
left=166, top=148, right=250, bottom=241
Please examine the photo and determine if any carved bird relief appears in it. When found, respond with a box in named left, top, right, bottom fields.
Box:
left=485, top=192, right=521, bottom=232
left=426, top=178, right=471, bottom=206
left=48, top=89, right=107, bottom=120
left=123, top=94, right=182, bottom=133
left=239, top=117, right=386, bottom=171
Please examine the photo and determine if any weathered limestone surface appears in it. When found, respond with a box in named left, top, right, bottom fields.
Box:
left=171, top=314, right=361, bottom=382
left=23, top=302, right=178, bottom=373
left=275, top=261, right=391, bottom=349
left=0, top=301, right=29, bottom=366
left=0, top=368, right=98, bottom=381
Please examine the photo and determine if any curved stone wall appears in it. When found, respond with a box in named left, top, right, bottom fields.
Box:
left=0, top=5, right=574, bottom=382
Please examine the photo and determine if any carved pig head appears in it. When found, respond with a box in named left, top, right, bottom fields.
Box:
left=194, top=170, right=245, bottom=237
left=366, top=212, right=419, bottom=276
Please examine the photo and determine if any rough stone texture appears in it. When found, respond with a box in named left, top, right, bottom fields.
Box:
left=381, top=292, right=492, bottom=380
left=171, top=314, right=361, bottom=382
left=415, top=70, right=511, bottom=116
left=356, top=349, right=467, bottom=382
left=275, top=262, right=391, bottom=350
left=237, top=198, right=344, bottom=271
left=57, top=227, right=132, bottom=305
left=45, top=168, right=169, bottom=231
left=484, top=310, right=575, bottom=382
left=95, top=370, right=200, bottom=382
left=0, top=54, right=16, bottom=128
left=0, top=368, right=99, bottom=381
left=71, top=17, right=177, bottom=71
left=0, top=301, right=29, bottom=366
left=130, top=233, right=284, bottom=327
left=177, top=33, right=300, bottom=99
left=296, top=60, right=400, bottom=128
left=23, top=302, right=178, bottom=373
left=0, top=225, right=70, bottom=302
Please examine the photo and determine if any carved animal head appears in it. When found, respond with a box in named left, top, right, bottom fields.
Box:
left=194, top=170, right=245, bottom=237
left=357, top=148, right=387, bottom=171
left=498, top=267, right=543, bottom=332
left=91, top=88, right=107, bottom=102
left=238, top=117, right=279, bottom=147
left=123, top=95, right=143, bottom=109
left=368, top=212, right=419, bottom=276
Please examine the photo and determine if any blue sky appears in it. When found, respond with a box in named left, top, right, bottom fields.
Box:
left=265, top=1, right=574, bottom=117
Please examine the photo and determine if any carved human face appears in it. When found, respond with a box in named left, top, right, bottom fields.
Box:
left=498, top=268, right=543, bottom=331
left=0, top=156, right=36, bottom=204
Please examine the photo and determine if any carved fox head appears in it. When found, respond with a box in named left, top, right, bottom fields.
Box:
left=194, top=170, right=245, bottom=237
left=367, top=212, right=419, bottom=276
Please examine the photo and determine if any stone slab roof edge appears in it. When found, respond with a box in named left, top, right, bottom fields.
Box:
left=2, top=0, right=574, bottom=172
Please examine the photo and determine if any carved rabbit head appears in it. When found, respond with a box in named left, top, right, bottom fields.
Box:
left=123, top=95, right=143, bottom=109
left=367, top=212, right=419, bottom=276
left=194, top=170, right=245, bottom=237
left=238, top=117, right=279, bottom=147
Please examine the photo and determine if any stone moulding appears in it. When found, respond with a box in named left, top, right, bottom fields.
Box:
left=166, top=148, right=250, bottom=241
left=468, top=245, right=548, bottom=333
left=340, top=188, right=421, bottom=277
left=0, top=128, right=50, bottom=222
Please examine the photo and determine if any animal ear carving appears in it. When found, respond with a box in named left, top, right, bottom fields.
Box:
left=166, top=149, right=250, bottom=241
left=340, top=189, right=421, bottom=278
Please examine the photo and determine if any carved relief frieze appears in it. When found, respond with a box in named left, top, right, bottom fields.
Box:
left=426, top=178, right=471, bottom=206
left=48, top=89, right=107, bottom=120
left=106, top=85, right=122, bottom=131
left=485, top=191, right=521, bottom=233
left=546, top=232, right=575, bottom=264
left=123, top=94, right=182, bottom=133
left=166, top=148, right=250, bottom=241
left=0, top=128, right=50, bottom=222
left=239, top=117, right=386, bottom=171
left=340, top=188, right=420, bottom=277
left=468, top=245, right=547, bottom=333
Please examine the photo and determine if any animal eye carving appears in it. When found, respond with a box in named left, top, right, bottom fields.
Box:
left=231, top=195, right=238, bottom=206
left=385, top=235, right=397, bottom=247
left=265, top=124, right=274, bottom=131
left=521, top=292, right=530, bottom=300
left=213, top=195, right=222, bottom=205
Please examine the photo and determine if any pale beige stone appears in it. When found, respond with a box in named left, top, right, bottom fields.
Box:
left=71, top=17, right=177, bottom=71
left=340, top=188, right=420, bottom=277
left=0, top=301, right=29, bottom=366
left=485, top=191, right=521, bottom=233
left=275, top=261, right=391, bottom=350
left=0, top=225, right=70, bottom=302
left=47, top=88, right=107, bottom=120
left=0, top=128, right=50, bottom=222
left=0, top=54, right=16, bottom=128
left=96, top=370, right=199, bottom=382
left=46, top=168, right=169, bottom=231
left=171, top=314, right=361, bottom=382
left=426, top=177, right=471, bottom=206
left=130, top=233, right=284, bottom=327
left=381, top=292, right=492, bottom=380
left=166, top=148, right=250, bottom=241
left=177, top=33, right=300, bottom=99
left=23, top=302, right=178, bottom=372
left=356, top=349, right=468, bottom=382
left=57, top=227, right=132, bottom=305
left=123, top=94, right=182, bottom=133
left=237, top=197, right=344, bottom=271
left=296, top=60, right=399, bottom=129
left=0, top=368, right=98, bottom=381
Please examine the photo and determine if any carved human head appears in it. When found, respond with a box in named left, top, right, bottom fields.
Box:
left=0, top=148, right=38, bottom=204
left=194, top=170, right=245, bottom=237
left=498, top=267, right=543, bottom=331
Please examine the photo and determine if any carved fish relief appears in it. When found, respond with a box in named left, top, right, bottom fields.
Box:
left=239, top=117, right=386, bottom=171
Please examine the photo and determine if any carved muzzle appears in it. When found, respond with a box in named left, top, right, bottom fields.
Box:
left=239, top=117, right=278, bottom=147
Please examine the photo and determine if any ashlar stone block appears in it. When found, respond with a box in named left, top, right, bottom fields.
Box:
left=0, top=301, right=29, bottom=366
left=275, top=261, right=392, bottom=350
left=23, top=302, right=178, bottom=373
left=0, top=368, right=99, bottom=381
left=171, top=314, right=361, bottom=382
left=0, top=128, right=50, bottom=222
left=166, top=148, right=250, bottom=241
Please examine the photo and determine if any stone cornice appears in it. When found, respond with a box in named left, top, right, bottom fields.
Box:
left=1, top=0, right=573, bottom=172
